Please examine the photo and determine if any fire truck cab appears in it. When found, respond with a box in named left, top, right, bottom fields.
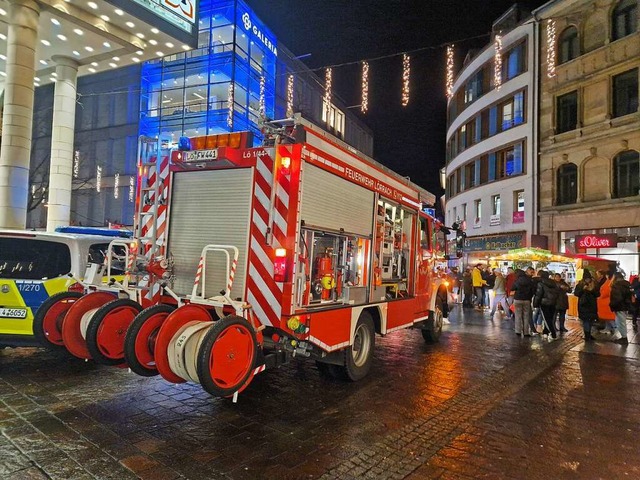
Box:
left=34, top=114, right=448, bottom=399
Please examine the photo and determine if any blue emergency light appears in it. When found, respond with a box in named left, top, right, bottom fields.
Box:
left=55, top=226, right=133, bottom=238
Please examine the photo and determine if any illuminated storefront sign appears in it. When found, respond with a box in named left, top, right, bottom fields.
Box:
left=239, top=10, right=278, bottom=56
left=464, top=232, right=526, bottom=252
left=110, top=0, right=197, bottom=34
left=575, top=234, right=618, bottom=249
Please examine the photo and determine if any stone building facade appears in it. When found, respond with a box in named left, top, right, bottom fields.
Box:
left=535, top=0, right=639, bottom=275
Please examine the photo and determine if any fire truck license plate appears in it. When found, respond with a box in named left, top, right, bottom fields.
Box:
left=184, top=149, right=218, bottom=162
left=0, top=308, right=27, bottom=319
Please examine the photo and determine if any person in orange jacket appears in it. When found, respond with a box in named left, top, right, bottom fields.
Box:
left=596, top=269, right=616, bottom=334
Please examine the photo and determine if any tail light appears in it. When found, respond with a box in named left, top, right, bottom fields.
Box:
left=68, top=282, right=84, bottom=293
left=279, top=156, right=291, bottom=177
left=274, top=248, right=287, bottom=282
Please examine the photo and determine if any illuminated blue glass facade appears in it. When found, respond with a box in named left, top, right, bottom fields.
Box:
left=139, top=0, right=277, bottom=143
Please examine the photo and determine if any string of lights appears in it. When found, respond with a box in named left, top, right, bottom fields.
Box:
left=493, top=35, right=503, bottom=91
left=546, top=20, right=557, bottom=78
left=287, top=74, right=294, bottom=117
left=446, top=45, right=455, bottom=99
left=259, top=75, right=266, bottom=118
left=113, top=172, right=119, bottom=199
left=401, top=54, right=410, bottom=107
left=324, top=67, right=332, bottom=118
left=226, top=82, right=234, bottom=128
left=361, top=61, right=369, bottom=114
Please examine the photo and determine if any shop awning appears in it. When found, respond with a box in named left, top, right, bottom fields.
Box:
left=491, top=248, right=569, bottom=262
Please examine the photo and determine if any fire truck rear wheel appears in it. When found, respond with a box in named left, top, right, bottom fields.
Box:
left=85, top=299, right=142, bottom=366
left=422, top=301, right=444, bottom=343
left=32, top=291, right=83, bottom=352
left=197, top=315, right=258, bottom=398
left=341, top=312, right=375, bottom=382
left=124, top=304, right=176, bottom=377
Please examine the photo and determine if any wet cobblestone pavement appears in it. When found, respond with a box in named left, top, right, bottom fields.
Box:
left=2, top=306, right=639, bottom=479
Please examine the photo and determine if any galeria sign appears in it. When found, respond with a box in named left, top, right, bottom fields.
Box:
left=575, top=234, right=618, bottom=249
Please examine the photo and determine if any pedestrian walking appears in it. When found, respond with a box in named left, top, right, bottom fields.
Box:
left=554, top=273, right=571, bottom=333
left=505, top=267, right=516, bottom=319
left=483, top=267, right=495, bottom=311
left=574, top=270, right=600, bottom=341
left=533, top=271, right=560, bottom=339
left=462, top=268, right=473, bottom=308
left=510, top=269, right=534, bottom=336
left=472, top=264, right=486, bottom=309
left=529, top=268, right=541, bottom=332
left=596, top=270, right=616, bottom=335
left=630, top=276, right=640, bottom=331
left=610, top=272, right=632, bottom=345
left=490, top=270, right=509, bottom=320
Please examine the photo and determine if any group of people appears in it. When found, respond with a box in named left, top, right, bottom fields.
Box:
left=451, top=264, right=638, bottom=343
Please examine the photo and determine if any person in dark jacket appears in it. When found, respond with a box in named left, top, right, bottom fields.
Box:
left=554, top=273, right=571, bottom=333
left=462, top=268, right=473, bottom=308
left=630, top=276, right=640, bottom=331
left=510, top=269, right=534, bottom=336
left=610, top=272, right=632, bottom=345
left=533, top=271, right=560, bottom=339
left=573, top=270, right=600, bottom=341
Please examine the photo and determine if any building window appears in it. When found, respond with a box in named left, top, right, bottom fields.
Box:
left=492, top=195, right=501, bottom=215
left=466, top=162, right=476, bottom=188
left=558, top=26, right=579, bottom=64
left=461, top=203, right=467, bottom=222
left=452, top=207, right=457, bottom=222
left=613, top=150, right=640, bottom=198
left=474, top=199, right=482, bottom=224
left=514, top=190, right=525, bottom=212
left=556, top=163, right=578, bottom=205
left=612, top=69, right=639, bottom=118
left=504, top=142, right=524, bottom=176
left=504, top=42, right=526, bottom=81
left=499, top=91, right=525, bottom=131
left=465, top=70, right=484, bottom=104
left=322, top=101, right=345, bottom=137
left=612, top=0, right=638, bottom=41
left=556, top=91, right=578, bottom=134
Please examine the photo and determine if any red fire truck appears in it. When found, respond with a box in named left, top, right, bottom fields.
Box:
left=34, top=115, right=448, bottom=399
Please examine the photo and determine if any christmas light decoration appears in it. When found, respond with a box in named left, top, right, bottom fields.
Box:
left=546, top=20, right=556, bottom=78
left=324, top=68, right=332, bottom=122
left=493, top=35, right=503, bottom=90
left=287, top=74, right=294, bottom=117
left=128, top=176, right=135, bottom=202
left=96, top=166, right=102, bottom=192
left=113, top=172, right=119, bottom=199
left=259, top=75, right=266, bottom=119
left=446, top=45, right=455, bottom=99
left=227, top=82, right=234, bottom=128
left=402, top=54, right=410, bottom=107
left=361, top=61, right=369, bottom=113
left=73, top=150, right=80, bottom=178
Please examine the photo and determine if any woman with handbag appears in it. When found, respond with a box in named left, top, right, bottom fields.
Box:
left=574, top=270, right=600, bottom=341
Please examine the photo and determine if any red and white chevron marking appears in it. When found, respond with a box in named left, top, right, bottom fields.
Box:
left=246, top=150, right=289, bottom=328
left=227, top=257, right=237, bottom=293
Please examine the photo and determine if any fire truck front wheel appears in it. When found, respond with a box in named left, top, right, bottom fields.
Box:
left=197, top=315, right=258, bottom=398
left=32, top=291, right=83, bottom=352
left=341, top=312, right=376, bottom=382
left=422, top=302, right=444, bottom=344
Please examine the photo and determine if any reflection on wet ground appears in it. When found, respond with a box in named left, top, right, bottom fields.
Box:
left=1, top=306, right=639, bottom=479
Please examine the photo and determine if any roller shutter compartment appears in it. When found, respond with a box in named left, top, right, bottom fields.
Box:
left=299, top=163, right=374, bottom=236
left=167, top=168, right=253, bottom=300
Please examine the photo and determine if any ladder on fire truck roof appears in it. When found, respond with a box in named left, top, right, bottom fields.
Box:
left=135, top=136, right=169, bottom=260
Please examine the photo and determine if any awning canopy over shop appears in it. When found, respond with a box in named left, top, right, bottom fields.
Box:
left=491, top=248, right=617, bottom=268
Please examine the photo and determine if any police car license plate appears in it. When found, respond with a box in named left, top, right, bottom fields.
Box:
left=0, top=308, right=27, bottom=319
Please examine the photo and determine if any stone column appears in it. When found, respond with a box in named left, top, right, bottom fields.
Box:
left=46, top=56, right=79, bottom=232
left=0, top=0, right=40, bottom=229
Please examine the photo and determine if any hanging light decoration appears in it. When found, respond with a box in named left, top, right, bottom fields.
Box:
left=227, top=82, right=234, bottom=128
left=401, top=54, right=410, bottom=107
left=128, top=176, right=135, bottom=203
left=73, top=150, right=80, bottom=178
left=259, top=75, right=266, bottom=119
left=446, top=45, right=455, bottom=99
left=361, top=61, right=369, bottom=113
left=286, top=74, right=294, bottom=118
left=324, top=67, right=332, bottom=121
left=96, top=166, right=102, bottom=192
left=493, top=35, right=503, bottom=90
left=113, top=172, right=120, bottom=199
left=546, top=20, right=557, bottom=78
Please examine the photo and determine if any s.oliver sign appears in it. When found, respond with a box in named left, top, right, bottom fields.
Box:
left=575, top=234, right=618, bottom=249
left=464, top=232, right=526, bottom=252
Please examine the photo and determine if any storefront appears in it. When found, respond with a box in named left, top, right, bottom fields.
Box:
left=560, top=228, right=640, bottom=278
left=462, top=231, right=526, bottom=267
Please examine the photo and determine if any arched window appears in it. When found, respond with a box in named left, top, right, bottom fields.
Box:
left=613, top=150, right=640, bottom=198
left=556, top=163, right=578, bottom=205
left=558, top=26, right=579, bottom=64
left=612, top=0, right=638, bottom=41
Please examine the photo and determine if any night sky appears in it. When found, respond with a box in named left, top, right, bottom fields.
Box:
left=244, top=0, right=548, bottom=207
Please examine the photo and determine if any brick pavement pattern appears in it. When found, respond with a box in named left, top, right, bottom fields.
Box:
left=1, top=307, right=639, bottom=479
